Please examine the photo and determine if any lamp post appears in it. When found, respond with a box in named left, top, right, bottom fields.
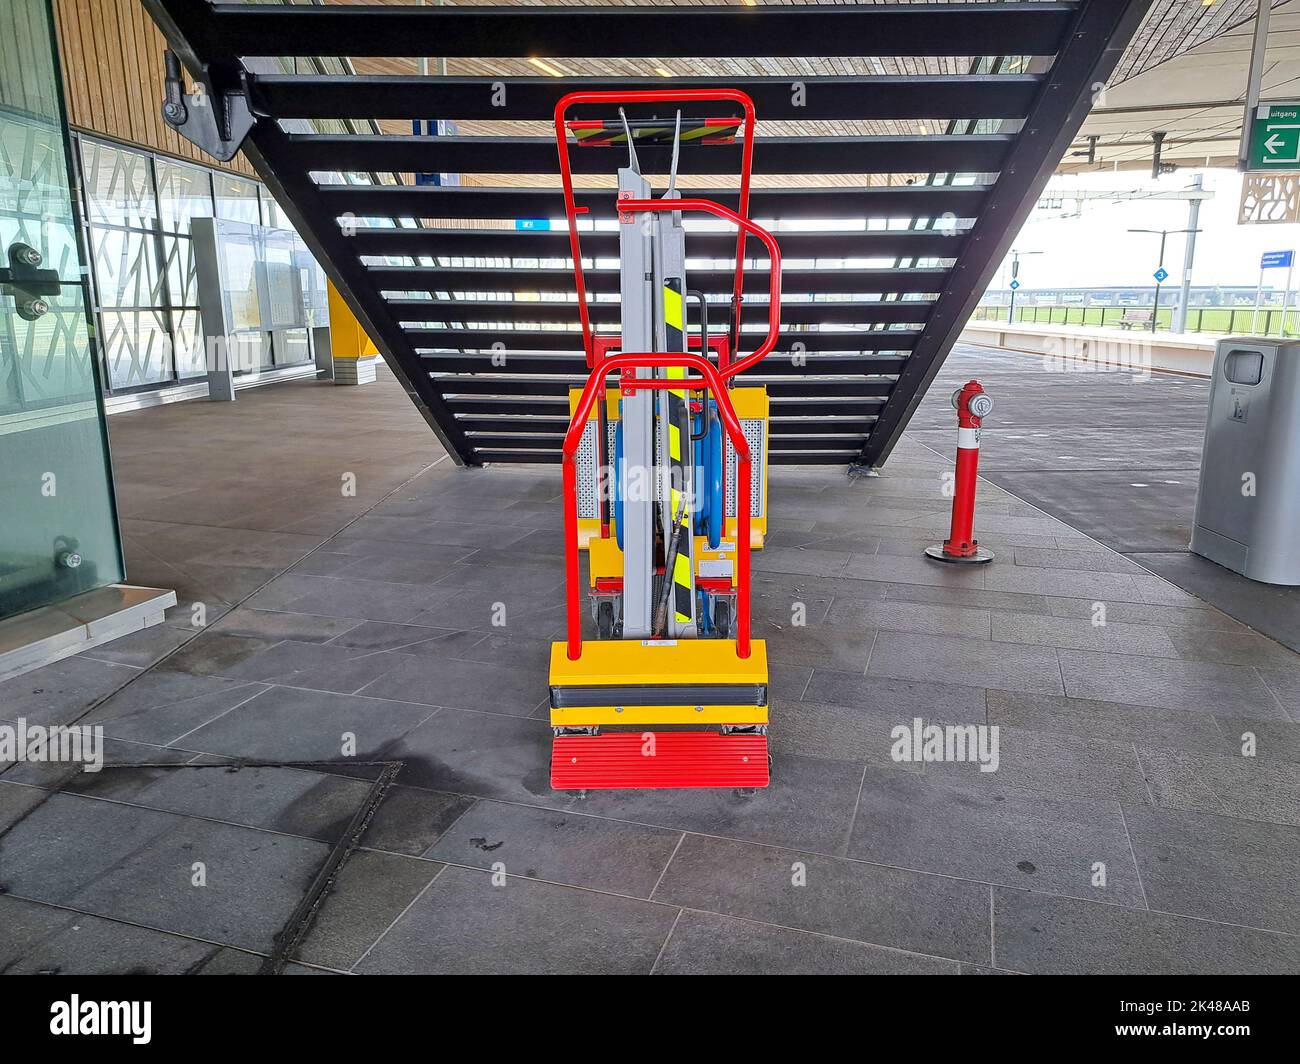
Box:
left=1006, top=248, right=1041, bottom=324
left=1128, top=227, right=1201, bottom=333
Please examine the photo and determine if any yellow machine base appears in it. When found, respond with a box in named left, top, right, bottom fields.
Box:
left=548, top=638, right=769, bottom=727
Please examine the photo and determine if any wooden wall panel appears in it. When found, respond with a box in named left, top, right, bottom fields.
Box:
left=51, top=0, right=256, bottom=176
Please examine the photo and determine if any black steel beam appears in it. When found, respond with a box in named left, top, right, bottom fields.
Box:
left=859, top=0, right=1154, bottom=468
left=250, top=74, right=1042, bottom=123
left=419, top=354, right=908, bottom=376
left=407, top=328, right=920, bottom=353
left=389, top=298, right=935, bottom=326
left=354, top=227, right=966, bottom=261
left=204, top=4, right=1078, bottom=59
left=372, top=265, right=948, bottom=296
left=288, top=134, right=1012, bottom=177
left=320, top=184, right=988, bottom=222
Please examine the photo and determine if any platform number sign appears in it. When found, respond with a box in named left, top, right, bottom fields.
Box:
left=1153, top=268, right=1168, bottom=283
left=1248, top=103, right=1300, bottom=171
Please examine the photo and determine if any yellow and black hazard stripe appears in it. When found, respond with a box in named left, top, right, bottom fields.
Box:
left=566, top=118, right=742, bottom=147
left=664, top=277, right=693, bottom=628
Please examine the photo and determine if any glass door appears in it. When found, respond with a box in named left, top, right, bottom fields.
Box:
left=0, top=0, right=124, bottom=619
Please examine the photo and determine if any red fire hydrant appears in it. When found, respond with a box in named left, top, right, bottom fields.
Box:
left=925, top=380, right=995, bottom=565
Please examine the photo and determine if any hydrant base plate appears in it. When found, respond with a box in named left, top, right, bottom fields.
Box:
left=924, top=545, right=994, bottom=565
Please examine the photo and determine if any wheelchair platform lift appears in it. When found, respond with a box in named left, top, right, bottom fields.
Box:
left=548, top=89, right=781, bottom=790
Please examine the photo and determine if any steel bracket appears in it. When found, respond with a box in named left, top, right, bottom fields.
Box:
left=160, top=49, right=256, bottom=162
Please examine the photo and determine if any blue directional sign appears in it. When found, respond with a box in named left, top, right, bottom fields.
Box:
left=515, top=219, right=551, bottom=231
left=1153, top=268, right=1168, bottom=283
left=1261, top=250, right=1294, bottom=270
left=1008, top=278, right=1020, bottom=290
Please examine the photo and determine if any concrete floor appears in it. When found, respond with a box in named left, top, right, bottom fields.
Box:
left=1, top=359, right=1298, bottom=974
left=936, top=344, right=1300, bottom=653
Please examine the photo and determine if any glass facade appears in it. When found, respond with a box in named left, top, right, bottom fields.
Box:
left=74, top=134, right=312, bottom=394
left=0, top=0, right=124, bottom=620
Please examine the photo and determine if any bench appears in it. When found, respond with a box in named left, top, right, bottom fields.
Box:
left=1118, top=308, right=1154, bottom=329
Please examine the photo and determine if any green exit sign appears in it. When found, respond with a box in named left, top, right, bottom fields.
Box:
left=1248, top=103, right=1300, bottom=170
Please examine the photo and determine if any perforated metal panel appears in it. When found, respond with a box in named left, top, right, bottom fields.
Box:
left=576, top=419, right=599, bottom=519
left=726, top=418, right=766, bottom=518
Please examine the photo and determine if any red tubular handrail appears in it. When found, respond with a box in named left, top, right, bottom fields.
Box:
left=553, top=90, right=757, bottom=367
left=562, top=352, right=752, bottom=663
left=618, top=198, right=781, bottom=379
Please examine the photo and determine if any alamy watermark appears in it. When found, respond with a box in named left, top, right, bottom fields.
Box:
left=0, top=719, right=104, bottom=773
left=891, top=718, right=1000, bottom=773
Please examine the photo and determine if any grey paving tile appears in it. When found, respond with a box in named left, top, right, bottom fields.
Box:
left=357, top=654, right=543, bottom=716
left=378, top=709, right=555, bottom=804
left=428, top=801, right=681, bottom=898
left=79, top=673, right=268, bottom=746
left=1129, top=573, right=1208, bottom=607
left=337, top=549, right=478, bottom=584
left=867, top=631, right=1064, bottom=695
left=653, top=909, right=958, bottom=974
left=441, top=631, right=557, bottom=673
left=324, top=619, right=461, bottom=653
left=991, top=612, right=1179, bottom=658
left=652, top=833, right=991, bottom=966
left=881, top=581, right=1055, bottom=615
left=210, top=607, right=362, bottom=644
left=1134, top=746, right=1225, bottom=814
left=1135, top=745, right=1300, bottom=826
left=753, top=547, right=852, bottom=578
left=846, top=766, right=1143, bottom=905
left=1123, top=805, right=1300, bottom=934
left=841, top=554, right=987, bottom=589
left=826, top=598, right=992, bottom=639
left=0, top=792, right=328, bottom=953
left=1046, top=597, right=1246, bottom=632
left=1011, top=545, right=1145, bottom=574
left=79, top=624, right=195, bottom=669
left=361, top=784, right=476, bottom=856
left=1, top=736, right=193, bottom=789
left=923, top=725, right=1151, bottom=804
left=295, top=850, right=442, bottom=970
left=1255, top=666, right=1300, bottom=720
left=355, top=865, right=677, bottom=974
left=170, top=637, right=404, bottom=695
left=992, top=886, right=1300, bottom=974
left=765, top=625, right=877, bottom=671
left=0, top=656, right=139, bottom=726
left=1058, top=649, right=1284, bottom=718
left=179, top=685, right=434, bottom=762
left=339, top=514, right=534, bottom=549
left=797, top=670, right=987, bottom=723
left=60, top=764, right=376, bottom=843
left=243, top=573, right=445, bottom=623
left=1166, top=629, right=1300, bottom=669
left=0, top=780, right=47, bottom=833
left=561, top=752, right=865, bottom=854
left=1213, top=715, right=1300, bottom=764
left=987, top=690, right=1229, bottom=753
left=982, top=566, right=1147, bottom=602
left=0, top=894, right=239, bottom=975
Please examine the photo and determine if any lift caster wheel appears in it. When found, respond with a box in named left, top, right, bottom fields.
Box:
left=596, top=600, right=616, bottom=639
left=713, top=597, right=732, bottom=638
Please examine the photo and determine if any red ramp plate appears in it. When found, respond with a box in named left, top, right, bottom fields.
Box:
left=552, top=732, right=769, bottom=790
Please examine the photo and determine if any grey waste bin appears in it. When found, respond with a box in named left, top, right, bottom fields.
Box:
left=1190, top=337, right=1300, bottom=585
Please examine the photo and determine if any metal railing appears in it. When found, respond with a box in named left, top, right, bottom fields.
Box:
left=972, top=303, right=1300, bottom=336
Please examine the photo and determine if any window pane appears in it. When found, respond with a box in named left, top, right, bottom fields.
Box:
left=214, top=174, right=260, bottom=223
left=172, top=309, right=206, bottom=379
left=101, top=310, right=173, bottom=388
left=89, top=227, right=164, bottom=307
left=163, top=235, right=199, bottom=307
left=260, top=187, right=289, bottom=230
left=274, top=328, right=310, bottom=366
left=80, top=140, right=155, bottom=228
left=157, top=157, right=213, bottom=233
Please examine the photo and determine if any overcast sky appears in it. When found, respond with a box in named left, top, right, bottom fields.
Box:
left=999, top=168, right=1300, bottom=293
